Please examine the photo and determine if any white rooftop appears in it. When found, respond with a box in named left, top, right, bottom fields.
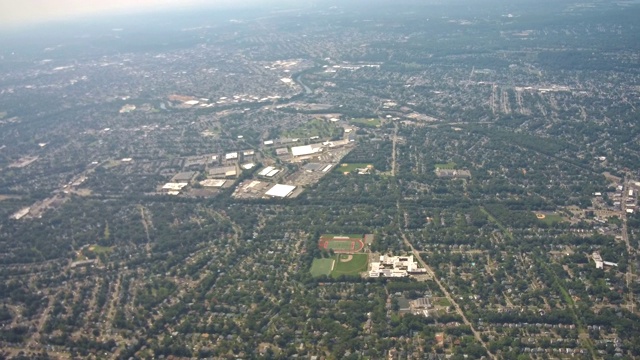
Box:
left=291, top=144, right=323, bottom=157
left=162, top=182, right=188, bottom=191
left=265, top=184, right=296, bottom=198
left=259, top=166, right=276, bottom=176
left=266, top=169, right=280, bottom=177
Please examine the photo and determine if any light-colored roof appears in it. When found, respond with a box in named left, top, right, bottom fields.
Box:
left=291, top=144, right=322, bottom=157
left=259, top=166, right=275, bottom=176
left=265, top=184, right=296, bottom=198
left=162, top=182, right=188, bottom=191
left=266, top=169, right=280, bottom=177
left=200, top=179, right=226, bottom=187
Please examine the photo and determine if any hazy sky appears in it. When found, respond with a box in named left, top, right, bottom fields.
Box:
left=0, top=0, right=273, bottom=28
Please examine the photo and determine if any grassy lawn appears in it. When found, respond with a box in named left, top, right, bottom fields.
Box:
left=336, top=163, right=373, bottom=173
left=435, top=298, right=451, bottom=307
left=435, top=162, right=457, bottom=170
left=349, top=117, right=381, bottom=127
left=331, top=254, right=368, bottom=278
left=321, top=234, right=364, bottom=239
left=310, top=258, right=334, bottom=277
left=283, top=118, right=342, bottom=139
left=88, top=245, right=113, bottom=255
left=325, top=241, right=353, bottom=251
left=536, top=213, right=565, bottom=225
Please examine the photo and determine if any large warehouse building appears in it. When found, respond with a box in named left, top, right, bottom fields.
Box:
left=291, top=144, right=323, bottom=157
left=265, top=184, right=296, bottom=198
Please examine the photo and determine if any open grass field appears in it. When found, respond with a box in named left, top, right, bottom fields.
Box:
left=331, top=254, right=368, bottom=278
left=319, top=234, right=365, bottom=253
left=336, top=163, right=373, bottom=174
left=88, top=245, right=113, bottom=255
left=435, top=298, right=451, bottom=307
left=435, top=162, right=457, bottom=170
left=349, top=117, right=381, bottom=127
left=283, top=118, right=342, bottom=139
left=310, top=258, right=335, bottom=277
left=535, top=212, right=566, bottom=225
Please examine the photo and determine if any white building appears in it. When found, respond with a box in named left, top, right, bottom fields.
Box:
left=291, top=144, right=323, bottom=157
left=592, top=252, right=603, bottom=269
left=265, top=184, right=296, bottom=198
left=369, top=255, right=426, bottom=278
left=162, top=182, right=188, bottom=192
left=592, top=252, right=618, bottom=269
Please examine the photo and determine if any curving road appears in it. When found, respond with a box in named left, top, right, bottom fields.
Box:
left=294, top=74, right=313, bottom=95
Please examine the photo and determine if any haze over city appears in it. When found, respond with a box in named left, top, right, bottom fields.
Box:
left=0, top=0, right=302, bottom=28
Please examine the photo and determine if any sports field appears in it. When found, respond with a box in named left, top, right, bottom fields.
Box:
left=331, top=254, right=368, bottom=278
left=535, top=212, right=565, bottom=225
left=336, top=163, right=373, bottom=174
left=319, top=234, right=365, bottom=253
left=349, top=118, right=381, bottom=128
left=310, top=258, right=335, bottom=277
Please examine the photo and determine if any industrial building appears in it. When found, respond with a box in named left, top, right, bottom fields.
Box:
left=208, top=166, right=238, bottom=178
left=161, top=182, right=188, bottom=195
left=258, top=166, right=281, bottom=178
left=265, top=184, right=296, bottom=198
left=225, top=152, right=238, bottom=161
left=199, top=179, right=226, bottom=188
left=291, top=143, right=323, bottom=158
left=171, top=171, right=197, bottom=182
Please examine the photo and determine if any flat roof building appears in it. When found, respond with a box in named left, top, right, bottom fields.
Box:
left=172, top=171, right=197, bottom=182
left=258, top=166, right=276, bottom=176
left=200, top=179, right=226, bottom=187
left=162, top=182, right=189, bottom=191
left=265, top=184, right=296, bottom=198
left=208, top=166, right=237, bottom=178
left=291, top=144, right=323, bottom=157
